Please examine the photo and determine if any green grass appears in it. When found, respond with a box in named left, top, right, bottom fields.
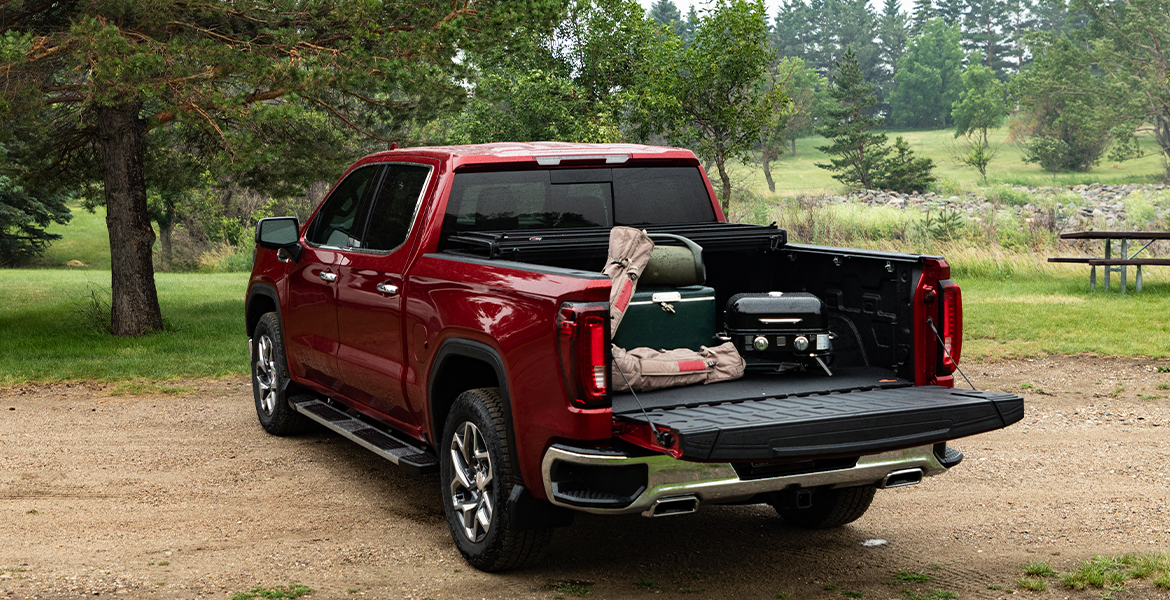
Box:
left=32, top=202, right=112, bottom=269
left=231, top=583, right=313, bottom=600
left=725, top=125, right=1166, bottom=197
left=1021, top=562, right=1057, bottom=577
left=962, top=274, right=1170, bottom=360
left=893, top=570, right=933, bottom=584
left=1017, top=553, right=1170, bottom=593
left=0, top=269, right=248, bottom=385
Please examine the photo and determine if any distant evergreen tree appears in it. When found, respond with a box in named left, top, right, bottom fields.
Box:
left=877, top=0, right=909, bottom=101
left=910, top=0, right=936, bottom=36
left=816, top=47, right=890, bottom=189
left=961, top=0, right=1011, bottom=76
left=649, top=0, right=687, bottom=39
left=1000, top=0, right=1037, bottom=73
left=1031, top=0, right=1088, bottom=32
left=829, top=0, right=884, bottom=87
left=878, top=137, right=936, bottom=192
left=935, top=0, right=966, bottom=26
left=772, top=0, right=820, bottom=63
left=682, top=6, right=700, bottom=46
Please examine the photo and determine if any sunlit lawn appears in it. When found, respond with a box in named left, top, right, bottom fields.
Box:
left=0, top=270, right=249, bottom=385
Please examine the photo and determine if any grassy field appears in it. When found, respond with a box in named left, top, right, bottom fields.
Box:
left=1, top=131, right=1167, bottom=385
left=727, top=126, right=1168, bottom=197
left=32, top=202, right=112, bottom=269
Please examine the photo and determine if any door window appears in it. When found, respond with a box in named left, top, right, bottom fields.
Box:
left=307, top=165, right=382, bottom=248
left=361, top=164, right=432, bottom=252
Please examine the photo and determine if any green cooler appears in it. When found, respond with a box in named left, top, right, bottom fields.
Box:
left=611, top=285, right=718, bottom=351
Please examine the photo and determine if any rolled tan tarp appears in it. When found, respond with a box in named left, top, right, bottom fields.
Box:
left=603, top=227, right=655, bottom=337
left=611, top=341, right=746, bottom=393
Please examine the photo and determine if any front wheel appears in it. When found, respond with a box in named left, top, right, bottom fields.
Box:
left=441, top=388, right=552, bottom=571
left=773, top=485, right=876, bottom=529
left=252, top=312, right=312, bottom=436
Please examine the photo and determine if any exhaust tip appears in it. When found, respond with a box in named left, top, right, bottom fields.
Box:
left=643, top=495, right=699, bottom=517
left=881, top=468, right=924, bottom=488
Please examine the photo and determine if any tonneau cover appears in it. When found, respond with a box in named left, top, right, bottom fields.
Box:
left=615, top=382, right=1023, bottom=461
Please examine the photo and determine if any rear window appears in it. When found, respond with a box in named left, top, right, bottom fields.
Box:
left=439, top=166, right=714, bottom=245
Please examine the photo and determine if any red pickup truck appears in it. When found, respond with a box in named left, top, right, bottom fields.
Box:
left=245, top=142, right=1023, bottom=571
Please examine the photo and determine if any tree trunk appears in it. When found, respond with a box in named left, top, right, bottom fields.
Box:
left=97, top=103, right=164, bottom=336
left=791, top=137, right=797, bottom=154
left=761, top=146, right=776, bottom=193
left=715, top=146, right=732, bottom=216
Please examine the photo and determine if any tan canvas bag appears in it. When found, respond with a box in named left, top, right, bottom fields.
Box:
left=611, top=341, right=746, bottom=393
left=603, top=227, right=655, bottom=337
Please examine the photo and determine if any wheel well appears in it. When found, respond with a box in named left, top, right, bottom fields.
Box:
left=429, top=355, right=500, bottom=440
left=246, top=292, right=278, bottom=336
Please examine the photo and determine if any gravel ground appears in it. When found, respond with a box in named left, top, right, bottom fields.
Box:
left=2, top=355, right=1169, bottom=600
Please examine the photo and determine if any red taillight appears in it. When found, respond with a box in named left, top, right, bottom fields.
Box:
left=939, top=280, right=962, bottom=373
left=557, top=302, right=610, bottom=408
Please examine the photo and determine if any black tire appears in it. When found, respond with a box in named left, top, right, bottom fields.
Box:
left=773, top=485, right=876, bottom=529
left=251, top=312, right=312, bottom=436
left=440, top=388, right=553, bottom=571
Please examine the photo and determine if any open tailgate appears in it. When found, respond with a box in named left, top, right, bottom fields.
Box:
left=614, top=383, right=1024, bottom=461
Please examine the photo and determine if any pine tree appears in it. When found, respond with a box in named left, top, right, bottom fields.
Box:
left=877, top=137, right=936, bottom=192
left=961, top=0, right=1011, bottom=76
left=1001, top=0, right=1038, bottom=73
left=649, top=0, right=687, bottom=39
left=0, top=170, right=71, bottom=267
left=936, top=0, right=966, bottom=26
left=877, top=0, right=909, bottom=100
left=910, top=0, right=937, bottom=36
left=772, top=0, right=819, bottom=63
left=816, top=47, right=890, bottom=189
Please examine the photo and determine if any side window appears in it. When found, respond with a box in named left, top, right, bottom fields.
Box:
left=306, top=165, right=382, bottom=248
left=362, top=164, right=432, bottom=252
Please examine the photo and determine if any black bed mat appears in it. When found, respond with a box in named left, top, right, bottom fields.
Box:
left=614, top=378, right=1023, bottom=461
left=612, top=366, right=909, bottom=413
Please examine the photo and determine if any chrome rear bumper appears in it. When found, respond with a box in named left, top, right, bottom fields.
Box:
left=541, top=444, right=950, bottom=517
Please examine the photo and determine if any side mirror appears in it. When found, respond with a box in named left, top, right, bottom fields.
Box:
left=256, top=217, right=302, bottom=263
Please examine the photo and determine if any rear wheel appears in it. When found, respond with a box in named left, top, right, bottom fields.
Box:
left=773, top=485, right=876, bottom=529
left=441, top=388, right=552, bottom=571
left=252, top=312, right=312, bottom=436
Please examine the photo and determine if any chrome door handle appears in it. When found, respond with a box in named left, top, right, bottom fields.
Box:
left=318, top=271, right=337, bottom=282
left=376, top=282, right=399, bottom=296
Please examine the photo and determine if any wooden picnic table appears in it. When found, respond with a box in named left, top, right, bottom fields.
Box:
left=1048, top=231, right=1170, bottom=293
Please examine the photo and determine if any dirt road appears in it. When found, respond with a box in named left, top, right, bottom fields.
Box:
left=2, top=356, right=1169, bottom=600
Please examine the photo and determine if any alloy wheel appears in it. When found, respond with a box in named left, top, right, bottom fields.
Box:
left=448, top=421, right=494, bottom=543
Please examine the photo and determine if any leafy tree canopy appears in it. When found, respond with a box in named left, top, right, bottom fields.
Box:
left=636, top=0, right=786, bottom=212
left=1011, top=35, right=1129, bottom=172
left=952, top=52, right=1008, bottom=145
left=889, top=19, right=964, bottom=128
left=453, top=0, right=653, bottom=145
left=0, top=0, right=562, bottom=335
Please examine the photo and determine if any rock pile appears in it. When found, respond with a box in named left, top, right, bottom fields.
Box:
left=813, top=183, right=1170, bottom=231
